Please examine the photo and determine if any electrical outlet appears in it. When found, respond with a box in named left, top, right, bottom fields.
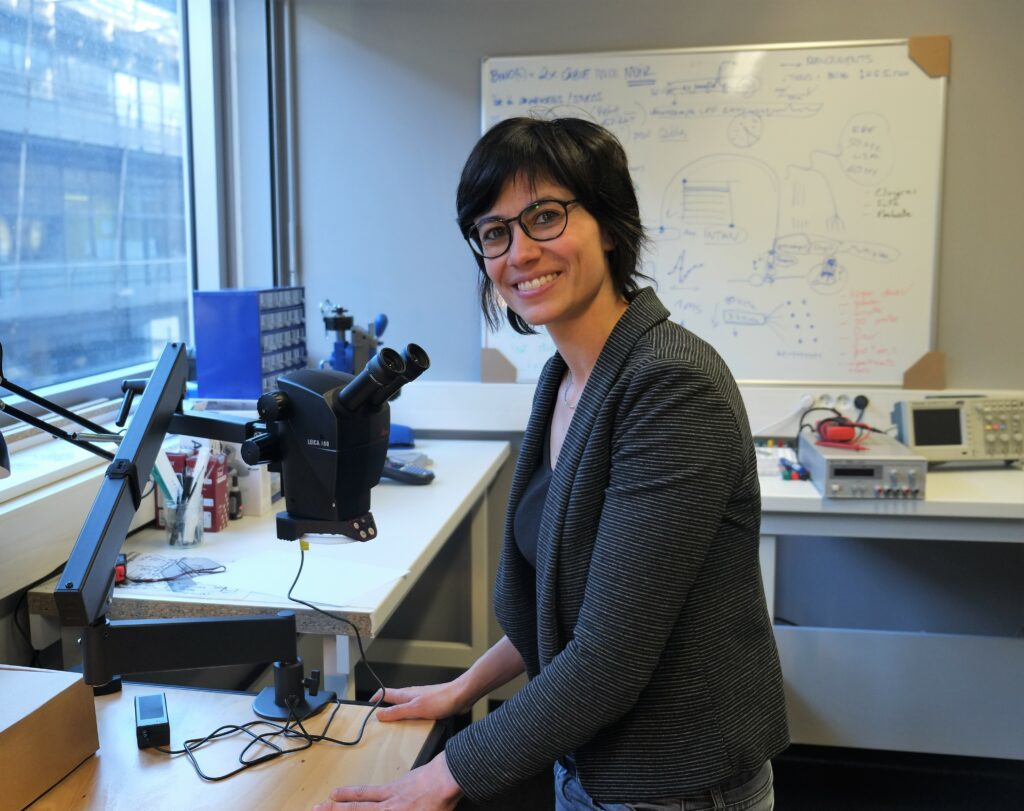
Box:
left=818, top=393, right=834, bottom=408
left=798, top=393, right=815, bottom=410
left=835, top=394, right=852, bottom=412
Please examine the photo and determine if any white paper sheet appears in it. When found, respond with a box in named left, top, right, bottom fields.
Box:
left=197, top=550, right=407, bottom=608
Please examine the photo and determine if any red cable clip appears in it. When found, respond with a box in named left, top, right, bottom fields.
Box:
left=817, top=420, right=857, bottom=442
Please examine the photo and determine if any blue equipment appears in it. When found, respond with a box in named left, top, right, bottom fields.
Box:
left=320, top=300, right=388, bottom=376
left=319, top=301, right=415, bottom=447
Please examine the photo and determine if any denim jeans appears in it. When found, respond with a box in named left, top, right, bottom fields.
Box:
left=553, top=757, right=774, bottom=811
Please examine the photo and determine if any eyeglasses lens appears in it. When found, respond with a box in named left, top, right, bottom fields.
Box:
left=522, top=201, right=568, bottom=240
left=469, top=200, right=570, bottom=258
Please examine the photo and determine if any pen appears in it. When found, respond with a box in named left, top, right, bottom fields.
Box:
left=153, top=450, right=183, bottom=503
left=150, top=467, right=173, bottom=500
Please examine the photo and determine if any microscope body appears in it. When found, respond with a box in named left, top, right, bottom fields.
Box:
left=268, top=368, right=389, bottom=539
left=242, top=345, right=428, bottom=541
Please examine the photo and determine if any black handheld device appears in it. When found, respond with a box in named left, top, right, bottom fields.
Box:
left=382, top=456, right=435, bottom=485
left=134, top=692, right=170, bottom=749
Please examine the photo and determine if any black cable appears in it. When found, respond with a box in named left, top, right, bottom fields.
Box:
left=125, top=559, right=226, bottom=583
left=11, top=589, right=39, bottom=667
left=853, top=395, right=870, bottom=424
left=795, top=407, right=841, bottom=461
left=796, top=406, right=842, bottom=438
left=795, top=407, right=889, bottom=460
left=12, top=589, right=30, bottom=646
left=157, top=712, right=310, bottom=781
left=154, top=544, right=388, bottom=781
left=10, top=563, right=65, bottom=667
left=283, top=546, right=388, bottom=746
left=286, top=546, right=389, bottom=702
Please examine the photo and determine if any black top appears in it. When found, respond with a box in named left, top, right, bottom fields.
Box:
left=513, top=423, right=552, bottom=569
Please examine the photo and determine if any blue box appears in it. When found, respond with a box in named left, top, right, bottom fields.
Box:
left=194, top=287, right=306, bottom=399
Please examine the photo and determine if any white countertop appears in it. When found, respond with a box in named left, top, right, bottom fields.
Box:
left=29, top=439, right=511, bottom=637
left=759, top=465, right=1024, bottom=521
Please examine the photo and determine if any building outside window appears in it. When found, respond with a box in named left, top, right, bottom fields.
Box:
left=0, top=0, right=191, bottom=391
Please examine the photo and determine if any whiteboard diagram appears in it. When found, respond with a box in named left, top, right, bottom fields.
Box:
left=481, top=41, right=946, bottom=384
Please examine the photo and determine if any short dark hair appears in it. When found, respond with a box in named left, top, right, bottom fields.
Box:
left=456, top=117, right=649, bottom=335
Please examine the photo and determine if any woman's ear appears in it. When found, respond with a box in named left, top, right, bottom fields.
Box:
left=601, top=229, right=614, bottom=253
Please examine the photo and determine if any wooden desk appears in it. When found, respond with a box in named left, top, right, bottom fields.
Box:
left=28, top=440, right=510, bottom=716
left=28, top=683, right=438, bottom=811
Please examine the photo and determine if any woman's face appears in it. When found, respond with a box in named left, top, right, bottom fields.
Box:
left=477, top=175, right=618, bottom=337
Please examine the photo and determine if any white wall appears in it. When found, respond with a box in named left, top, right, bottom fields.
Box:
left=291, top=0, right=1024, bottom=389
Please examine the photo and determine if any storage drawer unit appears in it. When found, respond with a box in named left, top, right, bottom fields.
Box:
left=194, top=287, right=306, bottom=399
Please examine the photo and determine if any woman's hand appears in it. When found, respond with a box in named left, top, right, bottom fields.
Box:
left=312, top=751, right=462, bottom=811
left=371, top=682, right=469, bottom=722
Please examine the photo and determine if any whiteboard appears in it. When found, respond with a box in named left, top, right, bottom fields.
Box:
left=480, top=40, right=947, bottom=384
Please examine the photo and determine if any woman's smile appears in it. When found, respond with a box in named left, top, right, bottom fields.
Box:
left=514, top=271, right=562, bottom=294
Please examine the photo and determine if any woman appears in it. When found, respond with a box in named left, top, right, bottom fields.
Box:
left=316, top=117, right=789, bottom=811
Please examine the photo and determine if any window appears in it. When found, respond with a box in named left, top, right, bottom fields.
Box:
left=0, top=0, right=191, bottom=392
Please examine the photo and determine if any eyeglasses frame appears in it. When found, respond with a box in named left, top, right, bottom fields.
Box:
left=465, top=198, right=579, bottom=259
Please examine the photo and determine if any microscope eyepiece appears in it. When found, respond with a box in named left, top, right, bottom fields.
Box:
left=399, top=343, right=430, bottom=381
left=335, top=348, right=406, bottom=413
left=376, top=347, right=406, bottom=375
left=370, top=344, right=431, bottom=406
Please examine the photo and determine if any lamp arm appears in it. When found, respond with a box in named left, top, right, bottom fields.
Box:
left=0, top=339, right=119, bottom=460
left=0, top=359, right=111, bottom=436
left=54, top=343, right=189, bottom=628
left=167, top=411, right=260, bottom=444
left=81, top=611, right=299, bottom=686
left=81, top=610, right=336, bottom=720
left=0, top=399, right=115, bottom=461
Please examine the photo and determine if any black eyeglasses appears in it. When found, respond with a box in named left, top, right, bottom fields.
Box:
left=466, top=198, right=578, bottom=259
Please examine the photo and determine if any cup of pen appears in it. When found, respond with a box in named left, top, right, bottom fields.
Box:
left=155, top=447, right=211, bottom=547
left=164, top=493, right=203, bottom=547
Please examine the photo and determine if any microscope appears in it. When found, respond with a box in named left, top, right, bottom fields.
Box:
left=1, top=338, right=429, bottom=720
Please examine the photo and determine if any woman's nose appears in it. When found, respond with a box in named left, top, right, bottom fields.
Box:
left=506, top=225, right=540, bottom=265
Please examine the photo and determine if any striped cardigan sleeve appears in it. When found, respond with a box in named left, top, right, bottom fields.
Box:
left=445, top=356, right=747, bottom=801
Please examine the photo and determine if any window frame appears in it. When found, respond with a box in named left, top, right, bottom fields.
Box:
left=1, top=0, right=286, bottom=439
left=0, top=0, right=291, bottom=621
left=0, top=0, right=201, bottom=413
left=0, top=0, right=282, bottom=422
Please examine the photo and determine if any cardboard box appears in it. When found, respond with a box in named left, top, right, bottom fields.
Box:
left=222, top=441, right=278, bottom=517
left=237, top=462, right=273, bottom=517
left=0, top=665, right=99, bottom=810
left=199, top=452, right=229, bottom=532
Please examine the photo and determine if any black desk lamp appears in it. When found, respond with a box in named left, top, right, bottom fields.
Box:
left=1, top=339, right=428, bottom=721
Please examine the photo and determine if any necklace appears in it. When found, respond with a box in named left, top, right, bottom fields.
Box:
left=563, top=369, right=578, bottom=410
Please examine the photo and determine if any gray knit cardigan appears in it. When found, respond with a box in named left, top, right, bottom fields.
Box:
left=445, top=288, right=789, bottom=803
